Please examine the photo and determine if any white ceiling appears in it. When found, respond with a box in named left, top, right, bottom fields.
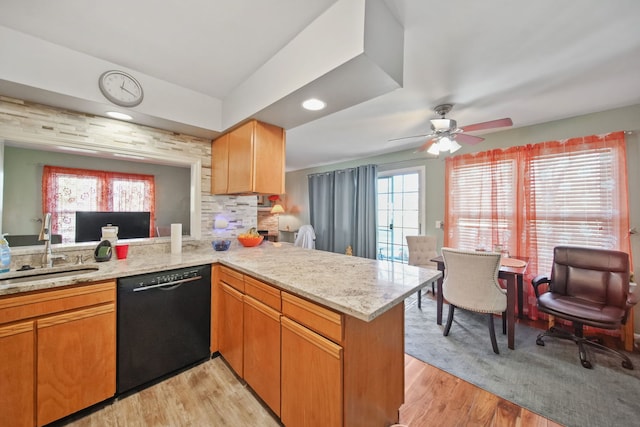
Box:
left=1, top=0, right=640, bottom=171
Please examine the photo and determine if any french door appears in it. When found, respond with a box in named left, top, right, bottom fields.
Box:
left=377, top=168, right=424, bottom=263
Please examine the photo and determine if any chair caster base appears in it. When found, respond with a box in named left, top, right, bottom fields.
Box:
left=537, top=326, right=635, bottom=370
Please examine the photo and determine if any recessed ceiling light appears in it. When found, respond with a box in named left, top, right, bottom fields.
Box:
left=106, top=111, right=133, bottom=120
left=302, top=98, right=326, bottom=111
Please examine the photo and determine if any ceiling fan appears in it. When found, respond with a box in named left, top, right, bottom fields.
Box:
left=389, top=104, right=513, bottom=155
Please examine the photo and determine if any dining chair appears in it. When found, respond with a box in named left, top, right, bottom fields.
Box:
left=441, top=247, right=507, bottom=354
left=532, top=246, right=638, bottom=369
left=406, top=235, right=438, bottom=308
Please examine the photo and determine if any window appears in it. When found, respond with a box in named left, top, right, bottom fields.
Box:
left=527, top=146, right=623, bottom=273
left=42, top=166, right=155, bottom=243
left=446, top=132, right=630, bottom=319
left=447, top=157, right=516, bottom=252
left=377, top=169, right=423, bottom=263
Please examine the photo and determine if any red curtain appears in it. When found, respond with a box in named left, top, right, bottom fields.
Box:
left=42, top=166, right=156, bottom=242
left=445, top=131, right=631, bottom=320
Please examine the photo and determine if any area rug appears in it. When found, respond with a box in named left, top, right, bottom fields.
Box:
left=404, top=297, right=640, bottom=427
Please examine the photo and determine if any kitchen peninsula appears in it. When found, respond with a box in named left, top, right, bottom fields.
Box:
left=0, top=241, right=441, bottom=427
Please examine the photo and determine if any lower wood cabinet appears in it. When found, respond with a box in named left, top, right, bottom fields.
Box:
left=0, top=321, right=34, bottom=427
left=36, top=304, right=115, bottom=426
left=219, top=282, right=244, bottom=377
left=0, top=280, right=116, bottom=427
left=213, top=267, right=405, bottom=427
left=243, top=295, right=281, bottom=416
left=281, top=316, right=343, bottom=427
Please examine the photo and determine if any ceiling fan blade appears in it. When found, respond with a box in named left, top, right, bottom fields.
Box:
left=414, top=138, right=437, bottom=153
left=461, top=117, right=513, bottom=133
left=456, top=133, right=485, bottom=145
left=388, top=133, right=432, bottom=143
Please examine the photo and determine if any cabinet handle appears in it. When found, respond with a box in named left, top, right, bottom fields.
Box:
left=37, top=303, right=115, bottom=329
left=0, top=320, right=33, bottom=338
left=281, top=316, right=342, bottom=359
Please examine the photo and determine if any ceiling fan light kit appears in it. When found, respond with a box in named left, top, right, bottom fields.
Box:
left=426, top=136, right=461, bottom=156
left=390, top=103, right=513, bottom=156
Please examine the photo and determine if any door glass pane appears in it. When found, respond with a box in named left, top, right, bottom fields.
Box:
left=376, top=171, right=422, bottom=263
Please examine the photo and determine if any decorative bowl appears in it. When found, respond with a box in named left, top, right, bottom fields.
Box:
left=237, top=235, right=264, bottom=247
left=212, top=239, right=231, bottom=251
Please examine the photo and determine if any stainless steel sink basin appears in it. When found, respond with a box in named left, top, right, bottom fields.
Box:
left=0, top=265, right=100, bottom=286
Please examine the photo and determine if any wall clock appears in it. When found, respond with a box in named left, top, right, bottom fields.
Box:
left=98, top=70, right=144, bottom=107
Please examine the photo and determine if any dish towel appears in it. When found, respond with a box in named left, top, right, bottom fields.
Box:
left=294, top=225, right=316, bottom=249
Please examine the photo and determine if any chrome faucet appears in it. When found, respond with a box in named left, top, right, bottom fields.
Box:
left=39, top=213, right=53, bottom=268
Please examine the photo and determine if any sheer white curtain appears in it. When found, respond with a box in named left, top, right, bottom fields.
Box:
left=308, top=164, right=378, bottom=258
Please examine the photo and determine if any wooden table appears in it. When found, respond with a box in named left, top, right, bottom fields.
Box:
left=430, top=255, right=528, bottom=350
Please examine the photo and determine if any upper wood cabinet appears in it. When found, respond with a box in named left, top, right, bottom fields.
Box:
left=211, top=133, right=229, bottom=195
left=211, top=119, right=285, bottom=195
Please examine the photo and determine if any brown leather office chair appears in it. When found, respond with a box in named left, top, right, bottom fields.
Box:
left=532, top=246, right=637, bottom=370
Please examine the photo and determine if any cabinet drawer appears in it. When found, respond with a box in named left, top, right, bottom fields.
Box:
left=220, top=266, right=244, bottom=292
left=244, top=276, right=281, bottom=311
left=0, top=281, right=115, bottom=325
left=282, top=292, right=342, bottom=344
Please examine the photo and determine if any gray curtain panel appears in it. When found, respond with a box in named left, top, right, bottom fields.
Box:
left=308, top=164, right=377, bottom=259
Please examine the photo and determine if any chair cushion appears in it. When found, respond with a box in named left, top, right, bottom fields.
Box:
left=538, top=292, right=626, bottom=328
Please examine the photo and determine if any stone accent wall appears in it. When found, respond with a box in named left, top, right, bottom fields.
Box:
left=0, top=96, right=256, bottom=243
left=257, top=210, right=279, bottom=234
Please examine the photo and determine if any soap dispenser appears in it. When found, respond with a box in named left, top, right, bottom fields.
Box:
left=0, top=234, right=11, bottom=273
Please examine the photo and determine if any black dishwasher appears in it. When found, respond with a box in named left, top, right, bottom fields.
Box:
left=117, top=264, right=211, bottom=395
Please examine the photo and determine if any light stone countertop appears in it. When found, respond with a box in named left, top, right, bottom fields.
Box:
left=0, top=242, right=441, bottom=322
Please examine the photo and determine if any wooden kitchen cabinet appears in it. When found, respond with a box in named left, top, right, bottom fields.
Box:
left=281, top=316, right=343, bottom=427
left=0, top=321, right=35, bottom=427
left=211, top=119, right=285, bottom=195
left=37, top=304, right=115, bottom=426
left=281, top=292, right=405, bottom=427
left=214, top=269, right=282, bottom=414
left=0, top=280, right=116, bottom=427
left=211, top=132, right=230, bottom=194
left=212, top=267, right=404, bottom=427
left=244, top=295, right=281, bottom=416
left=281, top=292, right=343, bottom=427
left=219, top=282, right=244, bottom=377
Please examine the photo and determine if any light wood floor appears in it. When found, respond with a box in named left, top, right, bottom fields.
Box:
left=55, top=353, right=561, bottom=427
left=400, top=354, right=562, bottom=427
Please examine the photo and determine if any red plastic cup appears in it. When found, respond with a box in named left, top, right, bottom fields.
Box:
left=115, top=244, right=129, bottom=259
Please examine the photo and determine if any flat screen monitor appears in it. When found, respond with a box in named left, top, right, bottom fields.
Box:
left=75, top=211, right=151, bottom=242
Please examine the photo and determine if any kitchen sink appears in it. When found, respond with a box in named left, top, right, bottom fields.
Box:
left=0, top=265, right=100, bottom=286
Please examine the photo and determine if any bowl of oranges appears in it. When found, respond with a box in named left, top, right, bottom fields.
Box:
left=237, top=228, right=264, bottom=247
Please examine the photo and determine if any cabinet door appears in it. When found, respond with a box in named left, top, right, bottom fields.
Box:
left=253, top=121, right=285, bottom=194
left=244, top=295, right=281, bottom=416
left=0, top=321, right=34, bottom=427
left=227, top=121, right=255, bottom=193
left=36, top=304, right=116, bottom=427
left=211, top=133, right=230, bottom=194
left=219, top=282, right=244, bottom=377
left=281, top=316, right=343, bottom=427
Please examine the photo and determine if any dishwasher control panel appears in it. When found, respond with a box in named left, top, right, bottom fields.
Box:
left=120, top=265, right=207, bottom=290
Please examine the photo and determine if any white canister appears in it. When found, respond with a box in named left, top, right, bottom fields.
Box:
left=101, top=225, right=119, bottom=247
left=171, top=223, right=182, bottom=254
